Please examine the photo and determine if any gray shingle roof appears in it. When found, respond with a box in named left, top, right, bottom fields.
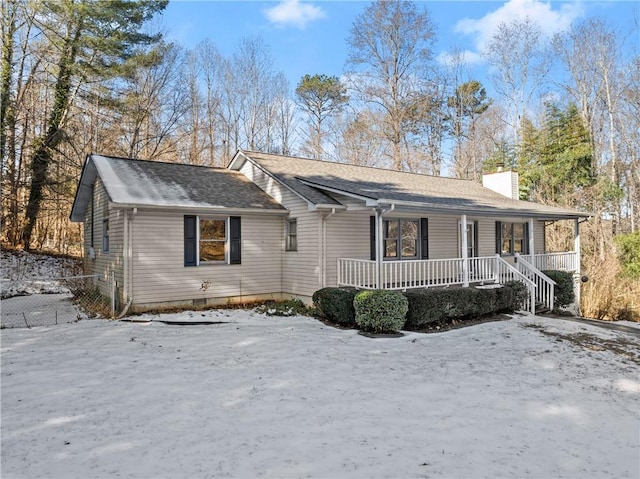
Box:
left=238, top=150, right=590, bottom=219
left=70, top=154, right=286, bottom=221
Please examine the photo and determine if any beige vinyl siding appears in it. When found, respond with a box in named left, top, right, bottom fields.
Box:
left=422, top=214, right=459, bottom=259
left=239, top=160, right=321, bottom=298
left=533, top=220, right=545, bottom=254
left=332, top=213, right=548, bottom=264
left=130, top=210, right=282, bottom=305
left=83, top=180, right=124, bottom=298
left=325, top=212, right=370, bottom=287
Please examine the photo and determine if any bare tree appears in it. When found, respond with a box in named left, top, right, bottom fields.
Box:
left=334, top=109, right=386, bottom=167
left=346, top=0, right=436, bottom=170
left=485, top=17, right=550, bottom=149
left=553, top=17, right=629, bottom=234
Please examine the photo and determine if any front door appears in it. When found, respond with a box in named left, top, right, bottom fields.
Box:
left=459, top=221, right=477, bottom=258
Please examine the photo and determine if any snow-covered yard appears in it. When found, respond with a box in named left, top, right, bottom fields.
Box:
left=1, top=310, right=638, bottom=479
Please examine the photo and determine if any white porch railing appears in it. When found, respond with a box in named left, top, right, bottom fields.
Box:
left=382, top=258, right=464, bottom=289
left=337, top=258, right=378, bottom=289
left=521, top=252, right=578, bottom=272
left=495, top=256, right=537, bottom=314
left=337, top=255, right=537, bottom=313
left=515, top=254, right=555, bottom=312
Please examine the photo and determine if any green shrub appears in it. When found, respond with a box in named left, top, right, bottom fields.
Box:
left=312, top=287, right=358, bottom=325
left=403, top=285, right=521, bottom=329
left=543, top=270, right=575, bottom=307
left=614, top=231, right=640, bottom=279
left=494, top=285, right=515, bottom=312
left=504, top=280, right=528, bottom=310
left=353, top=290, right=408, bottom=333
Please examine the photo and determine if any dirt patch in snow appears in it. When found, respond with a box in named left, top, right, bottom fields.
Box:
left=522, top=323, right=640, bottom=365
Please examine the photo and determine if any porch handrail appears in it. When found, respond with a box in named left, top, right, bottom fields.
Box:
left=521, top=252, right=578, bottom=272
left=495, top=255, right=537, bottom=315
left=515, top=253, right=556, bottom=311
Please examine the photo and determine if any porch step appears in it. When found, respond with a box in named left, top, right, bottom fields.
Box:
left=534, top=303, right=552, bottom=315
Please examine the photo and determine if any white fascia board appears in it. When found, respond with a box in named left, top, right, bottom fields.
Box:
left=110, top=203, right=290, bottom=216
left=226, top=149, right=249, bottom=170
left=376, top=198, right=587, bottom=220
left=308, top=203, right=348, bottom=212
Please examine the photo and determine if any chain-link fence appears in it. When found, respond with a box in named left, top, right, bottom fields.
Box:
left=1, top=275, right=114, bottom=329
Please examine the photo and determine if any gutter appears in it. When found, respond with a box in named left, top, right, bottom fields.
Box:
left=109, top=204, right=289, bottom=216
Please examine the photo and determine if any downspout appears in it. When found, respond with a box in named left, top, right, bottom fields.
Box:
left=119, top=208, right=136, bottom=318
left=322, top=208, right=336, bottom=287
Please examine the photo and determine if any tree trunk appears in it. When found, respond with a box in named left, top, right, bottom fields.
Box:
left=22, top=21, right=81, bottom=249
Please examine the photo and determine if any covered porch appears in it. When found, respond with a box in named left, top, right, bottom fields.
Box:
left=336, top=212, right=583, bottom=315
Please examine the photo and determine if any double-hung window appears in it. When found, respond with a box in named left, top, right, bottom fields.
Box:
left=286, top=219, right=297, bottom=251
left=184, top=215, right=241, bottom=266
left=497, top=221, right=528, bottom=255
left=199, top=218, right=226, bottom=262
left=102, top=219, right=109, bottom=253
left=384, top=219, right=419, bottom=259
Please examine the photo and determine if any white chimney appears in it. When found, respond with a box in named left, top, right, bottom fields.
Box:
left=482, top=170, right=519, bottom=200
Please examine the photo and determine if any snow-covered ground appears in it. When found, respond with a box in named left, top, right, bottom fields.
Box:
left=1, top=310, right=638, bottom=479
left=1, top=250, right=81, bottom=299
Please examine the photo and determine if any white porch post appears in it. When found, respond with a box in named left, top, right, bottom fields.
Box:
left=376, top=209, right=382, bottom=289
left=528, top=218, right=535, bottom=258
left=574, top=219, right=581, bottom=275
left=461, top=214, right=469, bottom=287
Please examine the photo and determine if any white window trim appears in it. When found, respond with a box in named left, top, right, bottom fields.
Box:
left=499, top=221, right=527, bottom=256
left=102, top=219, right=109, bottom=253
left=383, top=218, right=419, bottom=261
left=285, top=218, right=297, bottom=252
left=197, top=216, right=228, bottom=265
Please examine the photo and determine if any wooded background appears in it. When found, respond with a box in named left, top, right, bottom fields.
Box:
left=1, top=0, right=638, bottom=319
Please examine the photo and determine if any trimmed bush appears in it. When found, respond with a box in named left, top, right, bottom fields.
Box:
left=403, top=284, right=522, bottom=329
left=353, top=290, right=408, bottom=333
left=312, top=287, right=358, bottom=325
left=504, top=280, right=528, bottom=310
left=543, top=270, right=575, bottom=307
left=494, top=284, right=515, bottom=312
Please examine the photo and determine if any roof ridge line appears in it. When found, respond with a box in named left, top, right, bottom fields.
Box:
left=91, top=153, right=226, bottom=170
left=242, top=150, right=477, bottom=183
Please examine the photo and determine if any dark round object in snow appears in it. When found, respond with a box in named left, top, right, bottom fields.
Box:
left=357, top=330, right=404, bottom=338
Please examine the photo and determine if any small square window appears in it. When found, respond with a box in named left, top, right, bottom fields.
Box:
left=286, top=219, right=297, bottom=251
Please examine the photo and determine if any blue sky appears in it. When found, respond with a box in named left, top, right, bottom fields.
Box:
left=162, top=0, right=638, bottom=91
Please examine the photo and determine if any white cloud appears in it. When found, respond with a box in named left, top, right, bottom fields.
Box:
left=455, top=0, right=584, bottom=54
left=264, top=0, right=327, bottom=29
left=437, top=50, right=484, bottom=67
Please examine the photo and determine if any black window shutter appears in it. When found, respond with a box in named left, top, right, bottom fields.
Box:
left=420, top=218, right=429, bottom=259
left=184, top=215, right=197, bottom=266
left=524, top=221, right=530, bottom=255
left=230, top=216, right=241, bottom=264
left=473, top=220, right=479, bottom=257
left=495, top=221, right=502, bottom=254
left=370, top=215, right=376, bottom=260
